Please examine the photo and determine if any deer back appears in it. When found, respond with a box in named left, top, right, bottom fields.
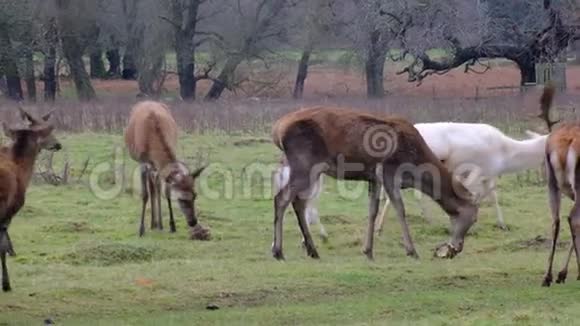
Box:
left=125, top=101, right=179, bottom=169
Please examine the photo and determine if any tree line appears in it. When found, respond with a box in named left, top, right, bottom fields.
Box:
left=0, top=0, right=578, bottom=102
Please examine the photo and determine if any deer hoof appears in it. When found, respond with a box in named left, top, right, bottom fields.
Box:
left=496, top=223, right=510, bottom=231
left=307, top=249, right=320, bottom=259
left=2, top=281, right=11, bottom=292
left=272, top=248, right=285, bottom=261
left=542, top=275, right=553, bottom=287
left=434, top=243, right=457, bottom=259
left=556, top=271, right=567, bottom=284
left=407, top=250, right=419, bottom=259
left=363, top=248, right=373, bottom=261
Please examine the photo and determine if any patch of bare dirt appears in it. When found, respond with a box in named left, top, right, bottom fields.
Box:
left=320, top=215, right=354, bottom=225
left=232, top=138, right=270, bottom=147
left=509, top=235, right=568, bottom=251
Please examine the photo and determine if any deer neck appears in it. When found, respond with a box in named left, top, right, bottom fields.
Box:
left=158, top=160, right=189, bottom=180
left=9, top=143, right=40, bottom=189
left=418, top=161, right=465, bottom=215
left=500, top=136, right=547, bottom=174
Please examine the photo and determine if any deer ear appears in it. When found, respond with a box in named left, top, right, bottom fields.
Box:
left=41, top=109, right=55, bottom=122
left=18, top=106, right=35, bottom=125
left=190, top=165, right=207, bottom=179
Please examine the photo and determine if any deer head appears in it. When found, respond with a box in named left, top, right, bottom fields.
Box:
left=164, top=163, right=207, bottom=230
left=14, top=106, right=61, bottom=152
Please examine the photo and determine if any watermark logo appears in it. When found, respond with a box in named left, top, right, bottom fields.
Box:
left=363, top=124, right=398, bottom=158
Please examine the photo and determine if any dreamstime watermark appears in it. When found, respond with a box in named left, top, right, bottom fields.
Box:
left=362, top=124, right=398, bottom=158
left=86, top=147, right=494, bottom=205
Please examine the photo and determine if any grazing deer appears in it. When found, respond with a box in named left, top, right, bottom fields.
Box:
left=271, top=107, right=478, bottom=260
left=1, top=107, right=61, bottom=292
left=538, top=84, right=580, bottom=287
left=376, top=122, right=548, bottom=232
left=124, top=101, right=210, bottom=240
left=289, top=122, right=546, bottom=242
left=273, top=155, right=327, bottom=242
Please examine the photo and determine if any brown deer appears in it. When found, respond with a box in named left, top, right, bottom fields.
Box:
left=271, top=107, right=478, bottom=260
left=1, top=107, right=61, bottom=292
left=538, top=84, right=580, bottom=287
left=124, top=101, right=210, bottom=240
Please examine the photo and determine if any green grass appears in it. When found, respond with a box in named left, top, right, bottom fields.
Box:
left=0, top=131, right=577, bottom=325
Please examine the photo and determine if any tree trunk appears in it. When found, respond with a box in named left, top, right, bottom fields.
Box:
left=365, top=31, right=385, bottom=98
left=516, top=58, right=536, bottom=85
left=23, top=50, right=36, bottom=102
left=106, top=49, right=121, bottom=77
left=90, top=50, right=107, bottom=79
left=293, top=47, right=312, bottom=99
left=43, top=47, right=57, bottom=102
left=137, top=55, right=164, bottom=98
left=61, top=38, right=96, bottom=101
left=0, top=77, right=6, bottom=95
left=0, top=30, right=23, bottom=101
left=365, top=52, right=385, bottom=98
left=122, top=53, right=138, bottom=80
left=175, top=34, right=196, bottom=101
left=57, top=0, right=96, bottom=101
left=205, top=56, right=243, bottom=101
left=43, top=19, right=58, bottom=102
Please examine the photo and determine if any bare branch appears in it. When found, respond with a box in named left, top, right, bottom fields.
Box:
left=159, top=15, right=180, bottom=29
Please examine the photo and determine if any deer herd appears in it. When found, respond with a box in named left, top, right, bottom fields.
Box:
left=0, top=84, right=577, bottom=293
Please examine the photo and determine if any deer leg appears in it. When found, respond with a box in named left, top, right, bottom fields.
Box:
left=556, top=242, right=574, bottom=284
left=543, top=159, right=561, bottom=287
left=383, top=172, right=418, bottom=258
left=568, top=173, right=580, bottom=283
left=483, top=179, right=507, bottom=231
left=148, top=172, right=159, bottom=230
left=416, top=190, right=433, bottom=224
left=375, top=191, right=390, bottom=235
left=565, top=201, right=580, bottom=284
left=155, top=174, right=163, bottom=231
left=293, top=196, right=319, bottom=259
left=304, top=175, right=327, bottom=242
left=139, top=165, right=150, bottom=237
left=305, top=205, right=327, bottom=243
left=272, top=183, right=294, bottom=260
left=5, top=232, right=14, bottom=257
left=165, top=183, right=176, bottom=233
left=0, top=229, right=11, bottom=292
left=363, top=179, right=382, bottom=260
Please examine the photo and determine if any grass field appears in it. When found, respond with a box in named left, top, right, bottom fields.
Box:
left=0, top=130, right=579, bottom=326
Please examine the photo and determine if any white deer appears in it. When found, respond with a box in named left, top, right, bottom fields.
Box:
left=274, top=122, right=548, bottom=239
left=375, top=122, right=548, bottom=233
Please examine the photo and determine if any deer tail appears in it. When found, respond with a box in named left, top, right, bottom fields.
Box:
left=539, top=82, right=558, bottom=132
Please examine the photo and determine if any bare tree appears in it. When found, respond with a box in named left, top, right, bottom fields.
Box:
left=42, top=17, right=58, bottom=102
left=0, top=26, right=23, bottom=101
left=121, top=0, right=139, bottom=80
left=0, top=0, right=28, bottom=101
left=161, top=0, right=211, bottom=101
left=292, top=0, right=338, bottom=99
left=55, top=0, right=96, bottom=101
left=391, top=0, right=579, bottom=85
left=204, top=0, right=301, bottom=100
left=134, top=0, right=172, bottom=98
